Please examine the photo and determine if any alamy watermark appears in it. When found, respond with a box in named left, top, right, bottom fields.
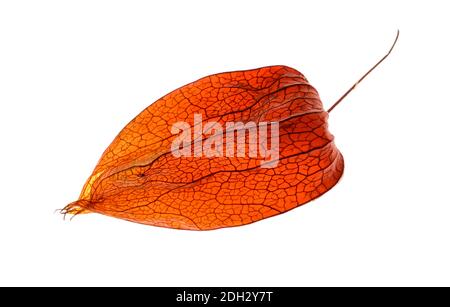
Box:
left=170, top=114, right=280, bottom=168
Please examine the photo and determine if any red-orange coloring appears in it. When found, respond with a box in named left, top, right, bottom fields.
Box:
left=62, top=32, right=399, bottom=230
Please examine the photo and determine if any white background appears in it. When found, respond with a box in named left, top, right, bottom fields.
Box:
left=1, top=0, right=449, bottom=286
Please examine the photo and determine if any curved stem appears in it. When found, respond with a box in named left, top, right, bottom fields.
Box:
left=327, top=30, right=400, bottom=113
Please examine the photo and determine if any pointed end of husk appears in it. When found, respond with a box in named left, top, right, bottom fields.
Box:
left=58, top=199, right=92, bottom=221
